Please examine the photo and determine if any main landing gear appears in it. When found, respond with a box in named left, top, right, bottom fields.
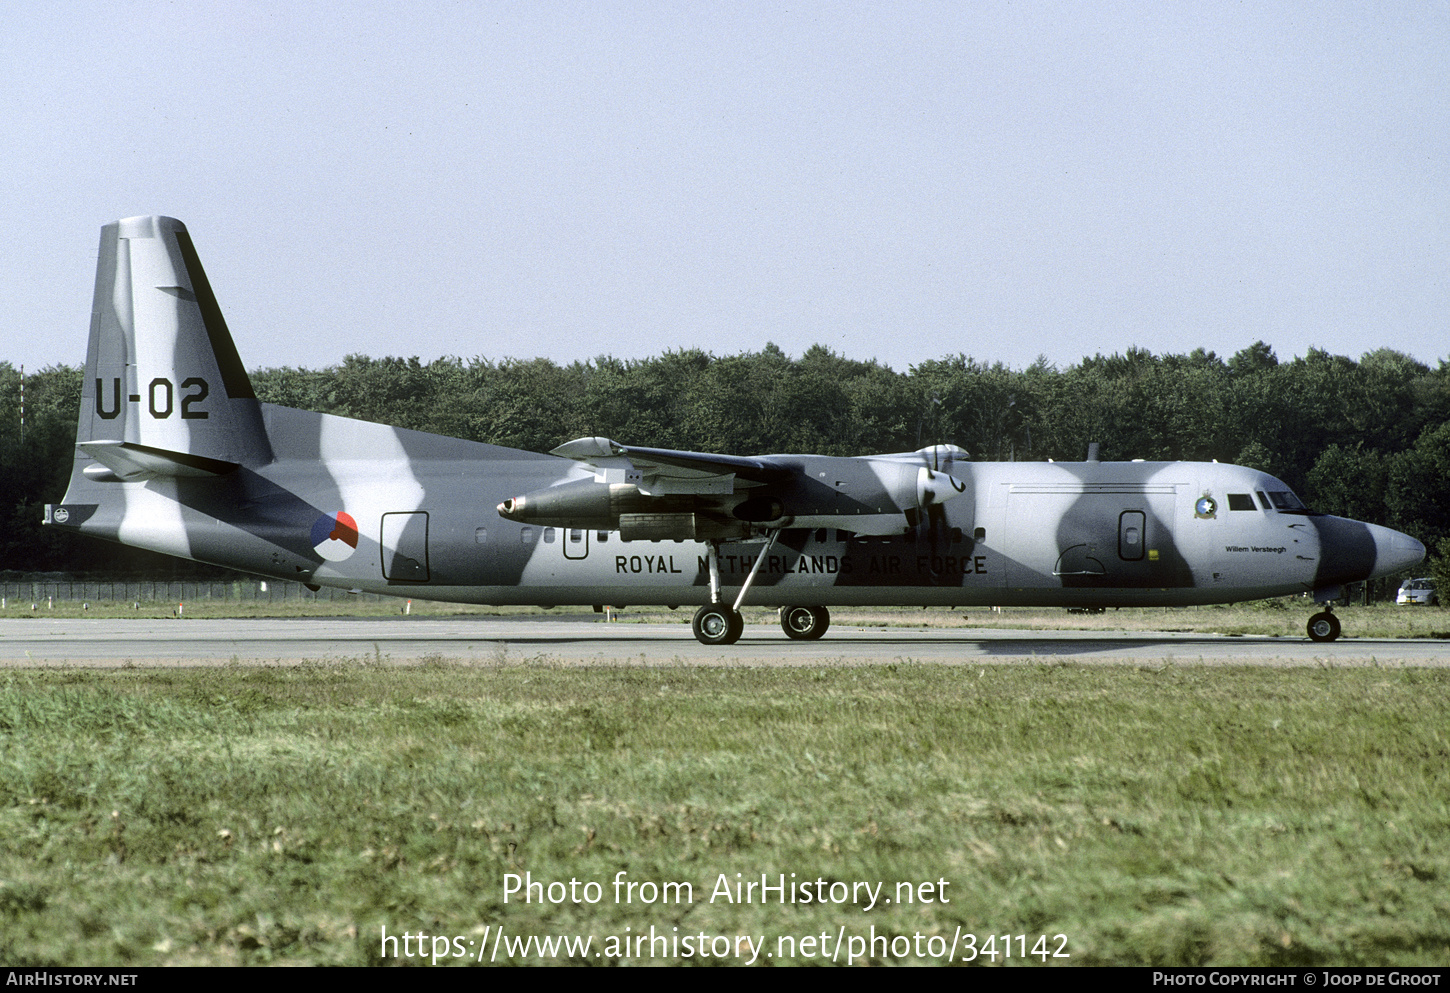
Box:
left=689, top=534, right=763, bottom=646
left=1307, top=608, right=1341, bottom=643
left=780, top=605, right=830, bottom=640
left=691, top=601, right=832, bottom=645
left=692, top=602, right=745, bottom=645
left=689, top=531, right=831, bottom=646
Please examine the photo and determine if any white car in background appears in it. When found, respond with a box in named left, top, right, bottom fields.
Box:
left=1396, top=578, right=1438, bottom=606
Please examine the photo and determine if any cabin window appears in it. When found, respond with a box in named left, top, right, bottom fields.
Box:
left=1119, top=511, right=1145, bottom=561
left=542, top=527, right=555, bottom=543
left=520, top=527, right=535, bottom=543
left=1228, top=494, right=1256, bottom=511
left=474, top=527, right=488, bottom=544
left=815, top=528, right=828, bottom=542
left=950, top=527, right=963, bottom=544
left=596, top=531, right=609, bottom=542
left=974, top=527, right=986, bottom=541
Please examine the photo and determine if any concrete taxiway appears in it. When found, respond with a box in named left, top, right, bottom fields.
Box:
left=1, top=617, right=1447, bottom=667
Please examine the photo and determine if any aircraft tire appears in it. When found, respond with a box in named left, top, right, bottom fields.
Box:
left=693, top=604, right=743, bottom=646
left=1307, top=611, right=1341, bottom=642
left=727, top=609, right=745, bottom=643
left=781, top=605, right=830, bottom=640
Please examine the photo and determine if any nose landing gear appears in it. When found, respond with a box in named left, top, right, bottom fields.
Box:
left=1307, top=609, right=1341, bottom=643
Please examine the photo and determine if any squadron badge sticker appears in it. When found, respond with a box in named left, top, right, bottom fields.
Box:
left=1194, top=496, right=1217, bottom=519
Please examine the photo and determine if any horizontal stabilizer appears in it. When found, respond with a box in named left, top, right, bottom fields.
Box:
left=77, top=440, right=239, bottom=481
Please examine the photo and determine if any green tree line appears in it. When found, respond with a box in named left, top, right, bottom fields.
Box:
left=3, top=342, right=1448, bottom=580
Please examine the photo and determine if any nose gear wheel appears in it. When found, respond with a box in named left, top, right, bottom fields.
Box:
left=1307, top=610, right=1341, bottom=642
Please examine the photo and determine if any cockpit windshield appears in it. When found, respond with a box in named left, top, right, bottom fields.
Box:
left=1255, top=488, right=1314, bottom=514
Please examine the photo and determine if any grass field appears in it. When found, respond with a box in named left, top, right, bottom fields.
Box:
left=2, top=659, right=1447, bottom=966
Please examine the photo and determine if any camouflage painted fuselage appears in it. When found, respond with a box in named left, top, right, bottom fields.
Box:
left=52, top=405, right=1420, bottom=610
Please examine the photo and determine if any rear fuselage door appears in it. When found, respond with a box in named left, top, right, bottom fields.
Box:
left=563, top=527, right=589, bottom=560
left=381, top=511, right=430, bottom=582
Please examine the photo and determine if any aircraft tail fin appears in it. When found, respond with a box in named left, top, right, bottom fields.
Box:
left=77, top=216, right=273, bottom=474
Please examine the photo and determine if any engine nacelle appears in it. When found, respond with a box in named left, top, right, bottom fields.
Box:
left=497, top=479, right=753, bottom=540
left=498, top=478, right=660, bottom=529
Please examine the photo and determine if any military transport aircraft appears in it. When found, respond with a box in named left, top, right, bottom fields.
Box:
left=45, top=217, right=1425, bottom=645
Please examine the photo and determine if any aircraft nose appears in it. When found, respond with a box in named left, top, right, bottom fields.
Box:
left=1369, top=524, right=1425, bottom=579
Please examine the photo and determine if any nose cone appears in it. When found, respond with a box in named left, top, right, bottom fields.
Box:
left=1369, top=524, right=1425, bottom=579
left=1312, top=516, right=1426, bottom=586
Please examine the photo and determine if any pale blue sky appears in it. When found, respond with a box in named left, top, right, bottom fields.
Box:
left=4, top=1, right=1446, bottom=375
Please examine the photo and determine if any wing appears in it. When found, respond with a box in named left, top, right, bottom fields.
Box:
left=498, top=437, right=969, bottom=541
left=549, top=436, right=792, bottom=486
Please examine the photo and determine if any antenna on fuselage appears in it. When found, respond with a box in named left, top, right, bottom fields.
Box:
left=1086, top=442, right=1100, bottom=463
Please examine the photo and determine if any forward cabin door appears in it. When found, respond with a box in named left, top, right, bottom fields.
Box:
left=1004, top=485, right=1186, bottom=591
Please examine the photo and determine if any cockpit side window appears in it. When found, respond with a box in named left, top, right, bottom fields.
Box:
left=1256, top=491, right=1271, bottom=510
left=1228, top=494, right=1256, bottom=511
